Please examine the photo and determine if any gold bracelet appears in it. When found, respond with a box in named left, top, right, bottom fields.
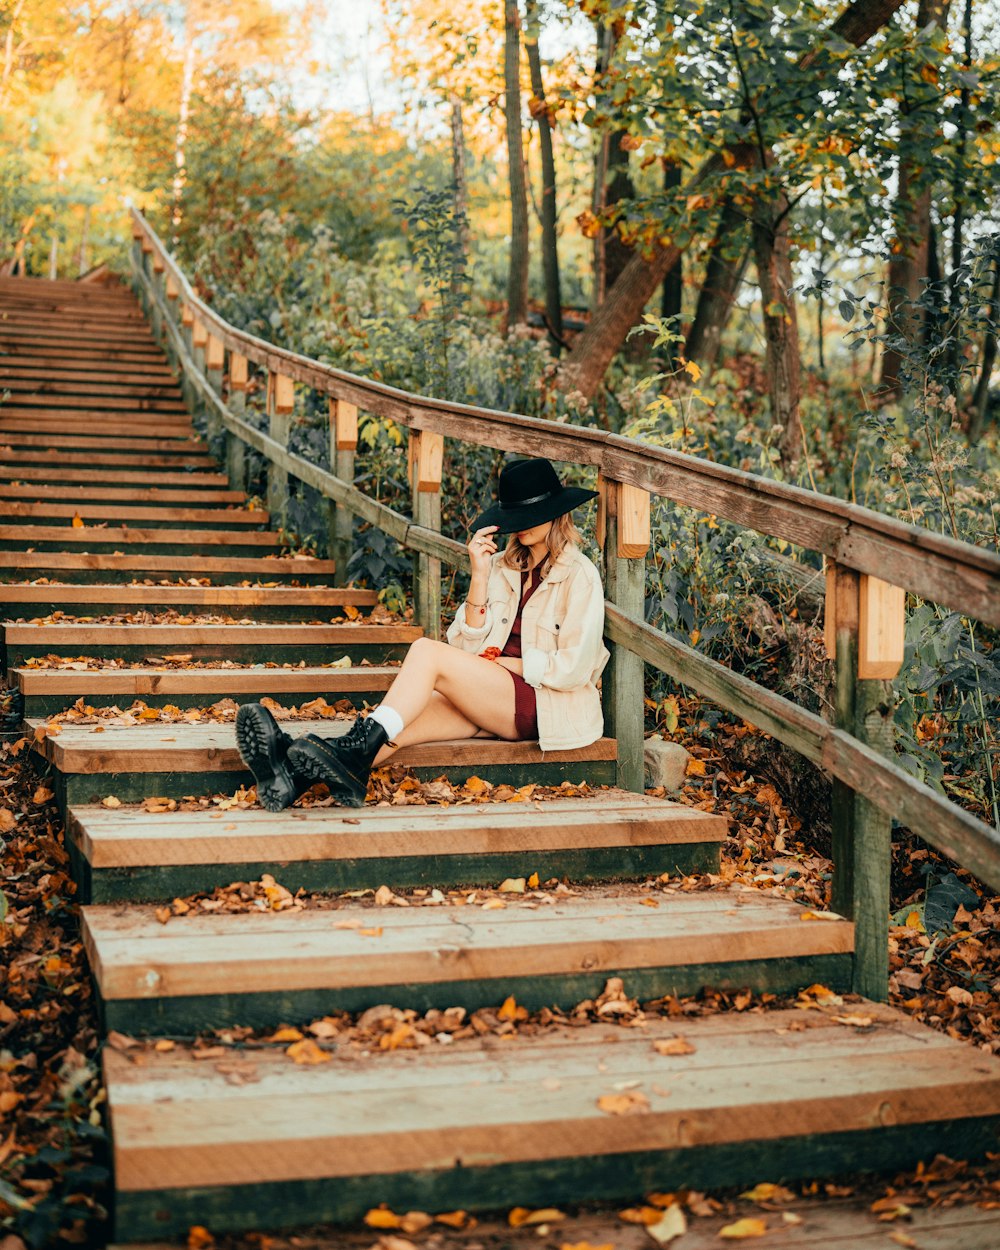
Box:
left=467, top=601, right=486, bottom=611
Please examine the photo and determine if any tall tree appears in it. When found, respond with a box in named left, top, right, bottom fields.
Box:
left=504, top=0, right=529, bottom=326
left=879, top=0, right=952, bottom=397
left=524, top=0, right=562, bottom=349
left=555, top=0, right=908, bottom=402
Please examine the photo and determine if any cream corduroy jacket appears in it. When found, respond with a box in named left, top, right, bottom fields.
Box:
left=445, top=544, right=610, bottom=751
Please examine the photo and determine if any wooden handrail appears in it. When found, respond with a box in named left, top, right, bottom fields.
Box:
left=129, top=207, right=1000, bottom=628
left=127, top=207, right=1000, bottom=1002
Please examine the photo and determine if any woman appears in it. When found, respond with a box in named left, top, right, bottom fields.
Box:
left=235, top=457, right=609, bottom=810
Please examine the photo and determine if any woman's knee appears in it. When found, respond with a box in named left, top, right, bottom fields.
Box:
left=405, top=636, right=451, bottom=669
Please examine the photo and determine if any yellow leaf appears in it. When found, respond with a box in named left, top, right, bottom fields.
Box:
left=685, top=758, right=707, bottom=776
left=285, top=1038, right=331, bottom=1064
left=380, top=1023, right=416, bottom=1051
left=683, top=358, right=702, bottom=381
left=358, top=926, right=383, bottom=937
left=653, top=1037, right=695, bottom=1056
left=498, top=877, right=526, bottom=893
left=597, top=1090, right=650, bottom=1115
left=481, top=899, right=506, bottom=910
left=364, top=1207, right=403, bottom=1229
left=905, top=910, right=925, bottom=931
left=647, top=1203, right=687, bottom=1244
left=434, top=1211, right=470, bottom=1229
left=399, top=1211, right=433, bottom=1234
left=740, top=1183, right=795, bottom=1204
left=719, top=1217, right=768, bottom=1238
left=71, top=513, right=85, bottom=528
left=463, top=775, right=490, bottom=794
left=101, top=795, right=122, bottom=809
left=527, top=871, right=540, bottom=888
left=267, top=1027, right=304, bottom=1042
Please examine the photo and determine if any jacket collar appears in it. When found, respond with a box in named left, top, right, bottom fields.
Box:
left=495, top=545, right=579, bottom=592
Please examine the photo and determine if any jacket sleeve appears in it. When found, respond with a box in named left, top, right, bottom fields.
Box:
left=521, top=560, right=608, bottom=691
left=446, top=601, right=493, bottom=651
left=445, top=557, right=498, bottom=651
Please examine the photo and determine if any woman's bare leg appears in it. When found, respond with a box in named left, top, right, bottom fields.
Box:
left=372, top=638, right=518, bottom=763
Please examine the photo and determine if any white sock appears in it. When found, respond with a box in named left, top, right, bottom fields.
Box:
left=369, top=704, right=404, bottom=741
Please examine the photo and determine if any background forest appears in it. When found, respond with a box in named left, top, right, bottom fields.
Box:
left=2, top=0, right=998, bottom=825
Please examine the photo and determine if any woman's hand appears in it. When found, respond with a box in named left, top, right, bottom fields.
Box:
left=468, top=526, right=499, bottom=579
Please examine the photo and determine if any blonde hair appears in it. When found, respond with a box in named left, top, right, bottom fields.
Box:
left=500, top=511, right=581, bottom=576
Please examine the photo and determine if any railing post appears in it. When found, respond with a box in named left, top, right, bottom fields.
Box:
left=267, top=372, right=294, bottom=530
left=162, top=272, right=181, bottom=373
left=598, top=473, right=650, bottom=792
left=328, top=399, right=358, bottom=586
left=148, top=247, right=165, bottom=345
left=179, top=302, right=196, bottom=412
left=409, top=429, right=444, bottom=639
left=204, top=332, right=225, bottom=451
left=226, top=353, right=248, bottom=493
left=827, top=561, right=903, bottom=1001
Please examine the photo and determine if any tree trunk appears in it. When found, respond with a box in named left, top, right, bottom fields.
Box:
left=524, top=0, right=562, bottom=351
left=171, top=4, right=197, bottom=245
left=946, top=0, right=973, bottom=382
left=504, top=0, right=529, bottom=327
left=556, top=0, right=908, bottom=399
left=879, top=0, right=951, bottom=396
left=450, top=98, right=470, bottom=290
left=969, top=259, right=1000, bottom=444
left=604, top=138, right=635, bottom=295
left=685, top=194, right=749, bottom=366
left=589, top=20, right=612, bottom=310
left=753, top=203, right=804, bottom=470
left=659, top=162, right=683, bottom=366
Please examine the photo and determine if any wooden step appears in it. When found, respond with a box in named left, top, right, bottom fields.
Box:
left=0, top=392, right=186, bottom=412
left=0, top=552, right=335, bottom=584
left=0, top=364, right=176, bottom=384
left=1, top=449, right=213, bottom=468
left=0, top=380, right=183, bottom=401
left=0, top=345, right=168, bottom=365
left=0, top=485, right=244, bottom=505
left=17, top=660, right=392, bottom=715
left=0, top=524, right=282, bottom=554
left=0, top=466, right=223, bottom=486
left=0, top=502, right=268, bottom=527
left=84, top=889, right=845, bottom=1032
left=69, top=793, right=725, bottom=904
left=0, top=322, right=156, bottom=345
left=31, top=721, right=617, bottom=804
left=0, top=276, right=138, bottom=302
left=0, top=433, right=207, bottom=453
left=4, top=583, right=372, bottom=617
left=103, top=1002, right=1000, bottom=1241
left=0, top=414, right=195, bottom=433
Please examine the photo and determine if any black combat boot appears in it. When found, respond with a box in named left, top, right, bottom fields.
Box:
left=235, top=702, right=306, bottom=812
left=285, top=715, right=388, bottom=808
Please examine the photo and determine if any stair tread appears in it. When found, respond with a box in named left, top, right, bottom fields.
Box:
left=12, top=623, right=416, bottom=642
left=69, top=791, right=726, bottom=869
left=103, top=1001, right=1000, bottom=1194
left=29, top=719, right=616, bottom=773
left=1, top=526, right=280, bottom=546
left=84, top=890, right=850, bottom=1002
left=7, top=586, right=375, bottom=611
left=2, top=552, right=334, bottom=572
left=17, top=662, right=394, bottom=693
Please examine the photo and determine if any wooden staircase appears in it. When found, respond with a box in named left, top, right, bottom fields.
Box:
left=3, top=275, right=999, bottom=1244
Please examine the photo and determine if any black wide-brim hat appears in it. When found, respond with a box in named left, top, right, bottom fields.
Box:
left=472, top=458, right=597, bottom=533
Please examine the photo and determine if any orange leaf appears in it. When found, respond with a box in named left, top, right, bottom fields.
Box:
left=619, top=1205, right=664, bottom=1224
left=685, top=757, right=707, bottom=776
left=497, top=995, right=528, bottom=1022
left=267, top=1027, right=304, bottom=1042
left=32, top=786, right=54, bottom=804
left=719, top=1217, right=768, bottom=1238
left=187, top=1227, right=214, bottom=1250
left=285, top=1038, right=331, bottom=1064
left=527, top=871, right=540, bottom=888
left=71, top=513, right=85, bottom=528
left=364, top=1207, right=403, bottom=1229
left=597, top=1091, right=650, bottom=1115
left=434, top=1211, right=470, bottom=1229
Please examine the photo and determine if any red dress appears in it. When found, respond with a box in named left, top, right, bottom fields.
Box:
left=500, top=565, right=543, bottom=739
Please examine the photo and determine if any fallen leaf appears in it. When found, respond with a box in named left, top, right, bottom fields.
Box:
left=187, top=1227, right=214, bottom=1250
left=434, top=1211, right=470, bottom=1229
left=653, top=1037, right=696, bottom=1056
left=399, top=1212, right=433, bottom=1234
left=646, top=1203, right=687, bottom=1244
left=871, top=1198, right=911, bottom=1221
left=0, top=809, right=15, bottom=834
left=833, top=1013, right=875, bottom=1028
left=71, top=513, right=85, bottom=528
left=619, top=1205, right=664, bottom=1224
left=740, top=1183, right=795, bottom=1205
left=597, top=1090, right=650, bottom=1115
left=267, top=1027, right=304, bottom=1043
left=32, top=786, right=54, bottom=804
left=527, top=871, right=540, bottom=888
left=101, top=795, right=122, bottom=809
left=358, top=926, right=383, bottom=937
left=561, top=1243, right=614, bottom=1250
left=497, top=995, right=528, bottom=1022
left=365, top=1208, right=403, bottom=1230
left=719, top=1217, right=768, bottom=1238
left=498, top=877, right=526, bottom=893
left=509, top=1207, right=565, bottom=1227
left=888, top=1233, right=917, bottom=1248
left=375, top=884, right=395, bottom=906
left=286, top=1038, right=331, bottom=1064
